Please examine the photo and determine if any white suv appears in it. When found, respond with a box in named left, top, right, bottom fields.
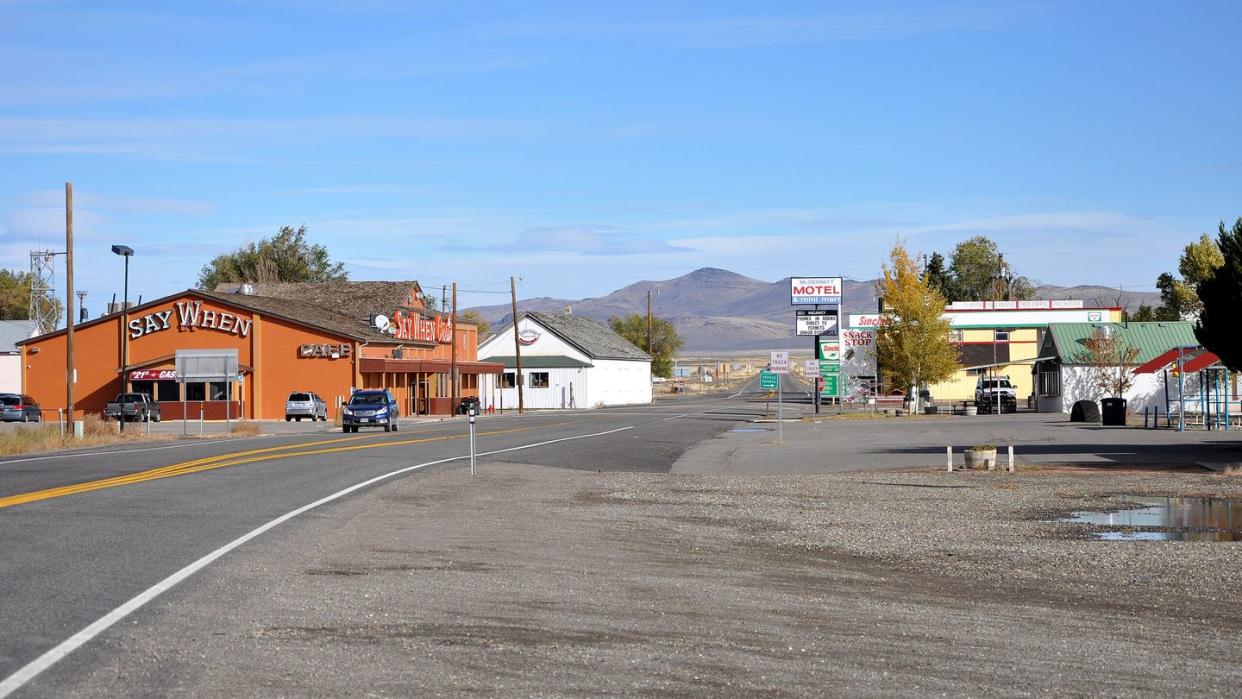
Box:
left=285, top=392, right=328, bottom=422
left=975, top=376, right=1017, bottom=414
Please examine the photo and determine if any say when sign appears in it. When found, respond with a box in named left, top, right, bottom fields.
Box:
left=790, top=276, right=842, bottom=305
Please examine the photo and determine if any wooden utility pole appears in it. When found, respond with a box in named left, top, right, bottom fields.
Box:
left=450, top=282, right=458, bottom=414
left=510, top=276, right=524, bottom=414
left=65, top=182, right=75, bottom=426
left=647, top=289, right=653, bottom=354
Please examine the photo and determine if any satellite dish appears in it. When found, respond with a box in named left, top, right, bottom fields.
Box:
left=372, top=314, right=390, bottom=331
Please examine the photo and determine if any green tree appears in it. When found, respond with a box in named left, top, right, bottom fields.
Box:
left=1154, top=233, right=1224, bottom=319
left=1195, top=218, right=1242, bottom=370
left=197, top=225, right=348, bottom=289
left=0, top=268, right=63, bottom=329
left=608, top=313, right=683, bottom=378
left=460, top=309, right=490, bottom=338
left=948, top=236, right=1035, bottom=301
left=1130, top=304, right=1157, bottom=322
left=876, top=242, right=960, bottom=411
left=922, top=251, right=961, bottom=301
left=1155, top=272, right=1194, bottom=320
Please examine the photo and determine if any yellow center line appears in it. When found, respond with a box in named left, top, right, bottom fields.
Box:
left=0, top=423, right=562, bottom=511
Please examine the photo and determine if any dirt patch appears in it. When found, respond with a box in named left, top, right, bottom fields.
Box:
left=41, top=462, right=1242, bottom=697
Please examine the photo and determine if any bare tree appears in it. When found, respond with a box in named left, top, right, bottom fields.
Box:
left=1074, top=331, right=1140, bottom=398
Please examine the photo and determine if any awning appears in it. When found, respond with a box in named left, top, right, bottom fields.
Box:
left=1132, top=345, right=1204, bottom=374
left=479, top=355, right=592, bottom=369
left=1181, top=351, right=1222, bottom=374
left=961, top=356, right=1058, bottom=372
left=360, top=357, right=504, bottom=375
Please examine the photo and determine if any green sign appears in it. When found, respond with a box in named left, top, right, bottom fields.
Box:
left=820, top=373, right=841, bottom=397
left=819, top=361, right=840, bottom=375
left=759, top=371, right=778, bottom=390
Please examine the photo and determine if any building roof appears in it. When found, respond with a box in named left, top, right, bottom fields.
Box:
left=213, top=281, right=427, bottom=321
left=482, top=355, right=593, bottom=369
left=0, top=320, right=39, bottom=353
left=196, top=290, right=406, bottom=344
left=524, top=312, right=651, bottom=361
left=18, top=289, right=408, bottom=346
left=1046, top=322, right=1198, bottom=365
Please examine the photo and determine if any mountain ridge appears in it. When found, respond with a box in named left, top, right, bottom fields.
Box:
left=466, top=268, right=1161, bottom=352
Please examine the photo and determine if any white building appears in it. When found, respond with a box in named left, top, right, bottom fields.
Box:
left=0, top=320, right=39, bottom=394
left=478, top=312, right=652, bottom=410
left=1033, top=321, right=1199, bottom=414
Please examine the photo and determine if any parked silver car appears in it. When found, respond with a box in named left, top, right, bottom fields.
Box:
left=285, top=392, right=328, bottom=422
left=0, top=393, right=41, bottom=422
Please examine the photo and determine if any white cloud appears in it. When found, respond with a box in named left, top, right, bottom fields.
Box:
left=24, top=189, right=215, bottom=216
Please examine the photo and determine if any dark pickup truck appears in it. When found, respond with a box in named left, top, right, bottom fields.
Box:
left=104, top=393, right=162, bottom=422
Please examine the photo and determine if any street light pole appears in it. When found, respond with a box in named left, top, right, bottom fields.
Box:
left=112, top=245, right=134, bottom=433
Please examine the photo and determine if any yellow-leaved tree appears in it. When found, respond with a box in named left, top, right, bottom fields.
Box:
left=876, top=241, right=960, bottom=412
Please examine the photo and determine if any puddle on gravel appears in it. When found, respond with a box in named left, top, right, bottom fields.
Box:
left=1057, top=496, right=1241, bottom=541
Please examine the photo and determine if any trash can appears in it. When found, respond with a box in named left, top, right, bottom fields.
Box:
left=1100, top=397, right=1127, bottom=426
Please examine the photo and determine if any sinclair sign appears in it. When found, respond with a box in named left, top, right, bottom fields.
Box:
left=790, top=277, right=843, bottom=305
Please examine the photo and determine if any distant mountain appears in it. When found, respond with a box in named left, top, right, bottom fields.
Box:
left=466, top=268, right=1162, bottom=353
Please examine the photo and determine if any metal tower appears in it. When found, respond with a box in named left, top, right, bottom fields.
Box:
left=29, top=250, right=58, bottom=334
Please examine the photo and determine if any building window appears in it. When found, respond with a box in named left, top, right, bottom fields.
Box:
left=948, top=330, right=963, bottom=342
left=209, top=382, right=231, bottom=401
left=995, top=330, right=1010, bottom=342
left=530, top=372, right=550, bottom=388
left=185, top=382, right=205, bottom=401
left=501, top=372, right=516, bottom=389
left=434, top=372, right=450, bottom=398
left=1038, top=369, right=1061, bottom=397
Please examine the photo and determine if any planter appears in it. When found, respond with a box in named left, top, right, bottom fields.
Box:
left=964, top=448, right=997, bottom=470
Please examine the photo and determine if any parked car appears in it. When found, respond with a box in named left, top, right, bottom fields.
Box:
left=342, top=389, right=399, bottom=433
left=975, top=376, right=1017, bottom=414
left=456, top=396, right=480, bottom=415
left=285, top=392, right=328, bottom=422
left=0, top=393, right=41, bottom=422
left=104, top=393, right=161, bottom=422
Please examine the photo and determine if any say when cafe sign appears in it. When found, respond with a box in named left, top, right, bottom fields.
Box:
left=127, top=301, right=253, bottom=340
left=390, top=310, right=454, bottom=344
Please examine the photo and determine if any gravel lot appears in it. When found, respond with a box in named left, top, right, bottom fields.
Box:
left=41, top=461, right=1242, bottom=697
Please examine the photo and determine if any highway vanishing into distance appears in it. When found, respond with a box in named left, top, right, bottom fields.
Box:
left=0, top=377, right=810, bottom=695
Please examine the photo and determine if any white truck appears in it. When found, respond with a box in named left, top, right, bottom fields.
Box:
left=975, top=376, right=1017, bottom=414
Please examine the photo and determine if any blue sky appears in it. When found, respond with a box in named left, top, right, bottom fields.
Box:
left=2, top=0, right=1240, bottom=312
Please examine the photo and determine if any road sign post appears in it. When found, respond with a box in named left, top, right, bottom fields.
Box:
left=770, top=352, right=788, bottom=444
left=468, top=408, right=477, bottom=476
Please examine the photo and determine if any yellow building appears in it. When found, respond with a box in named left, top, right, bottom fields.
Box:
left=924, top=301, right=1123, bottom=405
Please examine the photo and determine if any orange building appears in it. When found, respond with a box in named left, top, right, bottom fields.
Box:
left=18, top=281, right=501, bottom=420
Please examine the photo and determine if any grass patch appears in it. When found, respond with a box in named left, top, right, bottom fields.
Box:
left=229, top=421, right=261, bottom=437
left=0, top=415, right=175, bottom=457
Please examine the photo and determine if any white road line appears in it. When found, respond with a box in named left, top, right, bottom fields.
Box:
left=0, top=424, right=634, bottom=698
left=661, top=413, right=692, bottom=421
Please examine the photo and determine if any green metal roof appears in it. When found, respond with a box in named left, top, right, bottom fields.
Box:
left=1046, top=322, right=1198, bottom=364
left=482, top=355, right=592, bottom=369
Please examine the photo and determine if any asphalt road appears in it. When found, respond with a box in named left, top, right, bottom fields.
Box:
left=0, top=388, right=772, bottom=693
